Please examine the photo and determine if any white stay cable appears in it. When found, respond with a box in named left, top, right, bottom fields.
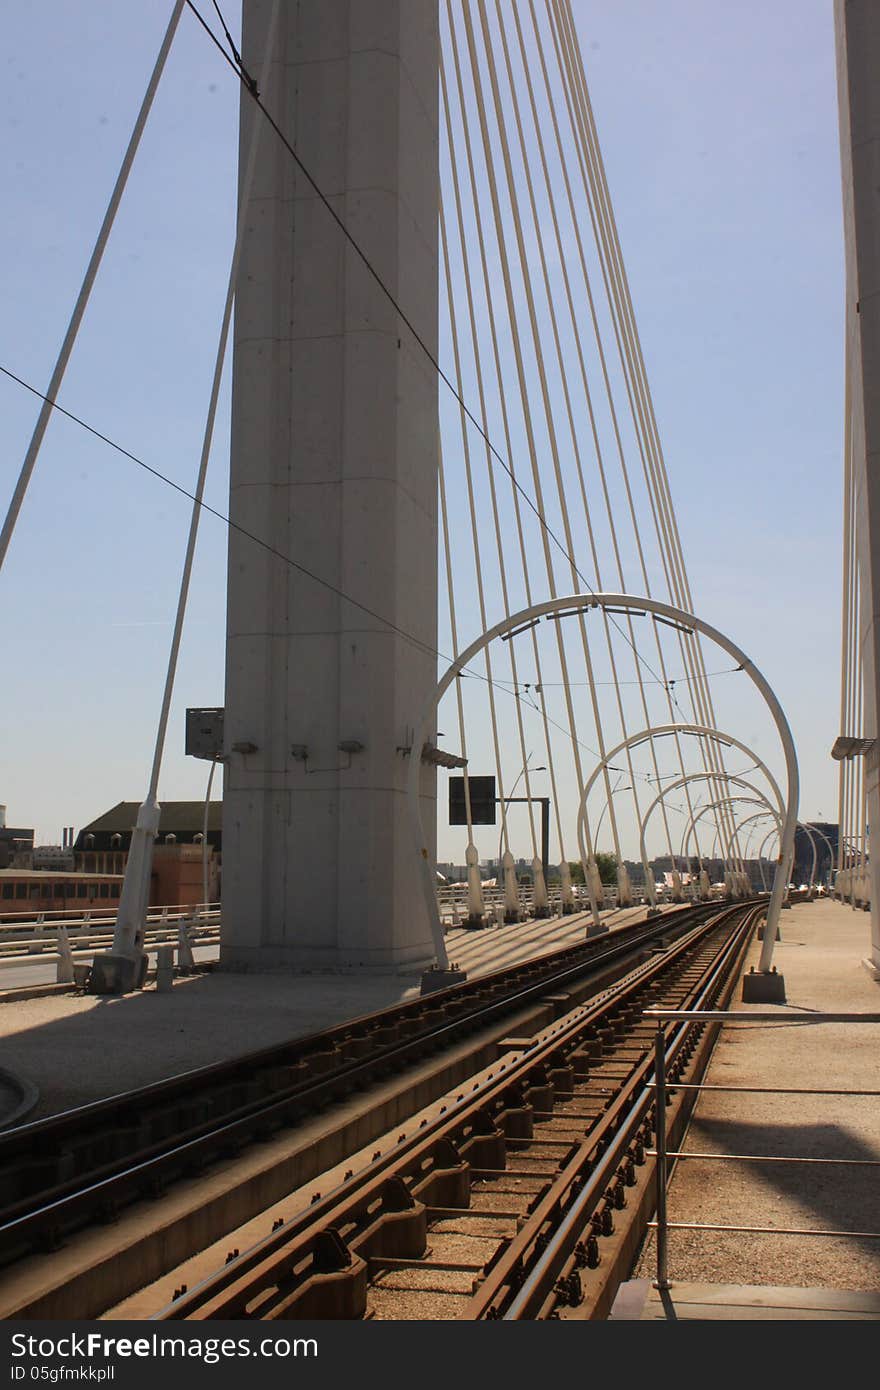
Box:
left=437, top=435, right=478, bottom=858
left=440, top=41, right=570, bottom=873
left=440, top=190, right=541, bottom=866
left=445, top=1, right=605, bottom=872
left=494, top=0, right=688, bottom=872
left=438, top=192, right=528, bottom=864
left=838, top=352, right=854, bottom=877
left=109, top=0, right=281, bottom=961
left=460, top=0, right=624, bottom=867
left=518, top=0, right=710, bottom=869
left=0, top=0, right=186, bottom=575
left=547, top=0, right=741, bottom=874
left=561, top=0, right=752, bottom=878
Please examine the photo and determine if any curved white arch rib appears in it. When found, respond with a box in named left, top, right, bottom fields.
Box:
left=408, top=593, right=798, bottom=974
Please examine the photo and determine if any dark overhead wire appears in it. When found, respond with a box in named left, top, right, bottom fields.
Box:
left=0, top=358, right=645, bottom=774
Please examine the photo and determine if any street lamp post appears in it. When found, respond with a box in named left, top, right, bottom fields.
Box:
left=496, top=759, right=547, bottom=918
left=496, top=760, right=546, bottom=861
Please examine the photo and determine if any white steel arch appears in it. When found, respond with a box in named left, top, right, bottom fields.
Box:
left=638, top=768, right=784, bottom=909
left=681, top=795, right=782, bottom=879
left=576, top=726, right=784, bottom=914
left=408, top=593, right=798, bottom=973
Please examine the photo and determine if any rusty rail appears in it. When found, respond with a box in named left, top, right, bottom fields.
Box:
left=151, top=903, right=758, bottom=1320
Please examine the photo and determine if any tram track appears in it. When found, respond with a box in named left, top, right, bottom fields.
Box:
left=146, top=901, right=758, bottom=1321
left=0, top=900, right=746, bottom=1318
left=0, top=904, right=721, bottom=1269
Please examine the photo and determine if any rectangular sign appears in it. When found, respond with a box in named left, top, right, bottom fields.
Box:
left=185, top=707, right=224, bottom=761
left=448, top=775, right=496, bottom=825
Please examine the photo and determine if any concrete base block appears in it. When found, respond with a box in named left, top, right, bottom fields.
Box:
left=861, top=957, right=880, bottom=982
left=88, top=952, right=148, bottom=995
left=757, top=922, right=782, bottom=941
left=462, top=914, right=487, bottom=931
left=741, top=968, right=786, bottom=1003
left=156, top=946, right=174, bottom=994
left=586, top=921, right=610, bottom=938
left=646, top=907, right=663, bottom=919
left=420, top=965, right=467, bottom=996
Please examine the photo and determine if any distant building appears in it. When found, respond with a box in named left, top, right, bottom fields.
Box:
left=73, top=801, right=222, bottom=907
left=793, top=822, right=838, bottom=886
left=0, top=805, right=34, bottom=870
left=32, top=845, right=76, bottom=872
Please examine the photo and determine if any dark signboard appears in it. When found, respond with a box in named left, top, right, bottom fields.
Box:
left=185, top=707, right=224, bottom=761
left=448, top=775, right=496, bottom=826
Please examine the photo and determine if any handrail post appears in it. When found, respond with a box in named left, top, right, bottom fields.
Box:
left=654, top=1024, right=671, bottom=1291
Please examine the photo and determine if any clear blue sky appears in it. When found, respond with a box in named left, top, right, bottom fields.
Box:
left=0, top=2, right=844, bottom=853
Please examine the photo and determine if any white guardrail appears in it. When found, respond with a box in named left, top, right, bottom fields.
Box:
left=0, top=905, right=221, bottom=970
left=436, top=883, right=639, bottom=924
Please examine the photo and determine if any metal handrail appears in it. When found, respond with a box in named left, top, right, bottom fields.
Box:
left=646, top=1007, right=880, bottom=1290
left=0, top=901, right=221, bottom=931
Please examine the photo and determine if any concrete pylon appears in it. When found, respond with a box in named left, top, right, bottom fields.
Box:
left=221, top=1, right=439, bottom=970
left=836, top=0, right=880, bottom=972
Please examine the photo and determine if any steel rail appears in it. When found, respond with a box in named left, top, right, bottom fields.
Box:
left=494, top=906, right=758, bottom=1319
left=0, top=903, right=721, bottom=1265
left=153, top=902, right=756, bottom=1320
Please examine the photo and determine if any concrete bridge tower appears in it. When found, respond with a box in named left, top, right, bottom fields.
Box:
left=221, top=0, right=439, bottom=971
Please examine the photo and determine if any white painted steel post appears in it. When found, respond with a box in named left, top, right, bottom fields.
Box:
left=653, top=1025, right=670, bottom=1291
left=94, top=3, right=283, bottom=992
left=202, top=756, right=218, bottom=914
left=0, top=1, right=186, bottom=574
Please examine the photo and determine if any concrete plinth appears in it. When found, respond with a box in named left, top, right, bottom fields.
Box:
left=419, top=965, right=467, bottom=996
left=463, top=914, right=488, bottom=931
left=88, top=953, right=148, bottom=996
left=741, top=967, right=786, bottom=1003
left=222, top=1, right=440, bottom=972
left=757, top=920, right=782, bottom=940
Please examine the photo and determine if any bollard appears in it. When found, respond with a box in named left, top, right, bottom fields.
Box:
left=156, top=945, right=174, bottom=993
left=55, top=926, right=75, bottom=985
left=177, top=919, right=195, bottom=973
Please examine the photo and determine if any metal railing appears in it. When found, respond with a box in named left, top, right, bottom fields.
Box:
left=0, top=904, right=221, bottom=973
left=645, top=1008, right=880, bottom=1291
left=0, top=901, right=220, bottom=933
left=435, top=882, right=645, bottom=924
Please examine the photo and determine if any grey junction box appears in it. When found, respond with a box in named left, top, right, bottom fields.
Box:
left=185, top=707, right=224, bottom=761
